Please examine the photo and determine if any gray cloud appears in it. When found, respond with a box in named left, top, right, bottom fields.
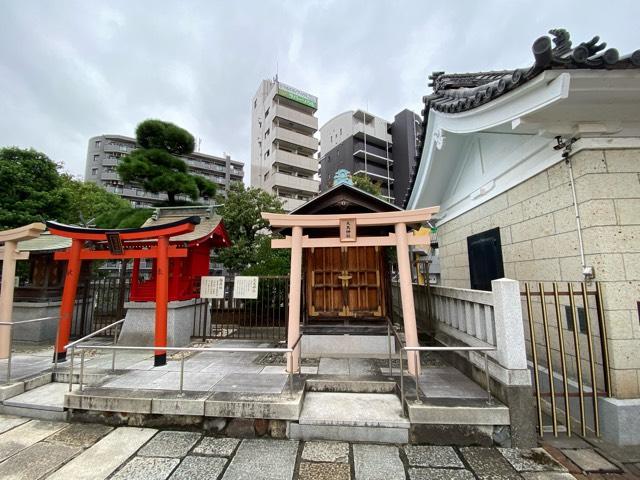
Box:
left=1, top=0, right=638, bottom=180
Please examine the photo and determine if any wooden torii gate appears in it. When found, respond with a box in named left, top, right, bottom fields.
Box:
left=47, top=217, right=199, bottom=366
left=0, top=223, right=46, bottom=359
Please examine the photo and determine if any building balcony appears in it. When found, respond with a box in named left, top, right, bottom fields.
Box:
left=273, top=127, right=318, bottom=153
left=267, top=172, right=319, bottom=194
left=100, top=171, right=121, bottom=181
left=281, top=197, right=308, bottom=211
left=273, top=104, right=318, bottom=133
left=272, top=149, right=318, bottom=174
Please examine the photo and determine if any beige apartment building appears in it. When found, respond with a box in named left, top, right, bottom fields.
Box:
left=250, top=79, right=319, bottom=211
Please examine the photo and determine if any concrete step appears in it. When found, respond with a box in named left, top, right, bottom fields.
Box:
left=305, top=376, right=396, bottom=394
left=1, top=382, right=71, bottom=421
left=289, top=392, right=409, bottom=443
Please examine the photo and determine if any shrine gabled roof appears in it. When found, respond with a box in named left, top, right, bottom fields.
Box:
left=290, top=183, right=402, bottom=216
left=404, top=28, right=640, bottom=208
left=17, top=231, right=71, bottom=253
left=140, top=206, right=229, bottom=246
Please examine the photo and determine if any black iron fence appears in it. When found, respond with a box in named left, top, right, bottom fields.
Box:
left=192, top=276, right=289, bottom=341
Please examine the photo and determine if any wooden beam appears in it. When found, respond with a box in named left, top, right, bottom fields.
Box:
left=54, top=246, right=188, bottom=261
left=271, top=232, right=431, bottom=249
left=0, top=223, right=45, bottom=243
left=0, top=249, right=29, bottom=261
left=262, top=206, right=440, bottom=228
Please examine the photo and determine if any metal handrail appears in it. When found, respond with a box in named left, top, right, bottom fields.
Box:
left=0, top=316, right=58, bottom=385
left=65, top=332, right=305, bottom=397
left=64, top=318, right=125, bottom=350
left=400, top=345, right=497, bottom=407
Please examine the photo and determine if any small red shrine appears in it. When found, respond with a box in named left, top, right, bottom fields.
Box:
left=47, top=205, right=230, bottom=366
left=129, top=206, right=229, bottom=302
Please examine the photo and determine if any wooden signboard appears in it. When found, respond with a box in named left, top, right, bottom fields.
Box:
left=233, top=276, right=259, bottom=299
left=200, top=276, right=225, bottom=299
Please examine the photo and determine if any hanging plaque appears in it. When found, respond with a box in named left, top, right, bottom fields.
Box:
left=339, top=218, right=357, bottom=242
left=233, top=276, right=259, bottom=299
left=200, top=276, right=225, bottom=299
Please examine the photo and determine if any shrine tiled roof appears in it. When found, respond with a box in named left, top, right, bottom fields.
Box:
left=17, top=232, right=71, bottom=253
left=140, top=206, right=227, bottom=244
left=403, top=29, right=640, bottom=208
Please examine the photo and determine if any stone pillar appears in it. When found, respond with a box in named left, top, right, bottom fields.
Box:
left=491, top=278, right=528, bottom=370
left=286, top=226, right=303, bottom=373
left=0, top=241, right=18, bottom=359
left=395, top=222, right=420, bottom=375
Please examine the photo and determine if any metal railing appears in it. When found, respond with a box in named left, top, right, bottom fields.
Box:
left=63, top=317, right=303, bottom=397
left=385, top=318, right=496, bottom=414
left=0, top=316, right=58, bottom=384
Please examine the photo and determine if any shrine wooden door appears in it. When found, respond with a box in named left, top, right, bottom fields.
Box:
left=306, top=246, right=385, bottom=319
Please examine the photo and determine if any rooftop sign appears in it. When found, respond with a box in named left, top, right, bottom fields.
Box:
left=277, top=82, right=318, bottom=109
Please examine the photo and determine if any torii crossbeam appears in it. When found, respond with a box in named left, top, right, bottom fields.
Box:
left=47, top=217, right=200, bottom=366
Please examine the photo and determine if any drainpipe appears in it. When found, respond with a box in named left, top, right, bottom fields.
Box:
left=556, top=136, right=594, bottom=281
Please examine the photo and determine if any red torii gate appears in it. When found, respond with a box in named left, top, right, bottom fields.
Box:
left=47, top=217, right=200, bottom=366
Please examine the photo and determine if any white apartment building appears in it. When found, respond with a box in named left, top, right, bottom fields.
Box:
left=251, top=79, right=319, bottom=211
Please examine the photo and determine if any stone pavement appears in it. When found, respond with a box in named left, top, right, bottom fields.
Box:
left=0, top=414, right=627, bottom=480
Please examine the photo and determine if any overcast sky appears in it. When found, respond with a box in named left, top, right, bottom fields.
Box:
left=1, top=1, right=638, bottom=182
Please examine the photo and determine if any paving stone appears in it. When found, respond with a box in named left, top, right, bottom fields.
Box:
left=404, top=445, right=465, bottom=468
left=0, top=419, right=66, bottom=462
left=299, top=462, right=351, bottom=480
left=47, top=427, right=157, bottom=480
left=138, top=431, right=202, bottom=458
left=408, top=467, right=475, bottom=480
left=193, top=437, right=240, bottom=457
left=560, top=448, right=621, bottom=473
left=318, top=358, right=349, bottom=375
left=349, top=358, right=380, bottom=375
left=0, top=441, right=82, bottom=480
left=499, top=448, right=567, bottom=472
left=46, top=423, right=113, bottom=447
left=353, top=444, right=405, bottom=480
left=520, top=473, right=577, bottom=479
left=222, top=439, right=299, bottom=480
left=460, top=447, right=521, bottom=479
left=0, top=415, right=29, bottom=434
left=111, top=456, right=180, bottom=480
left=302, top=441, right=349, bottom=463
left=169, top=455, right=227, bottom=480
left=212, top=373, right=287, bottom=394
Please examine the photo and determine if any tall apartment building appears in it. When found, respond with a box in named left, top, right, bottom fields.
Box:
left=319, top=109, right=422, bottom=206
left=251, top=79, right=320, bottom=211
left=85, top=135, right=244, bottom=207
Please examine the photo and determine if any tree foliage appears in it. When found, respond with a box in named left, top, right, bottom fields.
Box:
left=0, top=147, right=139, bottom=230
left=118, top=119, right=217, bottom=204
left=216, top=182, right=289, bottom=274
left=94, top=207, right=153, bottom=229
left=352, top=172, right=383, bottom=198
left=0, top=147, right=68, bottom=229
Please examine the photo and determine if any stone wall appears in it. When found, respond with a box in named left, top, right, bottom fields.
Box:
left=437, top=145, right=640, bottom=400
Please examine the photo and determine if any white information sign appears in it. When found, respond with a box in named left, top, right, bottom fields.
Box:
left=233, top=276, right=259, bottom=299
left=200, top=276, right=225, bottom=299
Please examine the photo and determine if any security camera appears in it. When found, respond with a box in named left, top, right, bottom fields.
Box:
left=553, top=136, right=565, bottom=150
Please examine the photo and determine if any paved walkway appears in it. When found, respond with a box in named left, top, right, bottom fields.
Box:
left=0, top=415, right=637, bottom=479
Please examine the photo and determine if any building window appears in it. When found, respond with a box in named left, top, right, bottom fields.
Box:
left=565, top=306, right=588, bottom=333
left=264, top=128, right=270, bottom=138
left=254, top=99, right=257, bottom=109
left=467, top=227, right=504, bottom=291
left=93, top=154, right=100, bottom=162
left=91, top=168, right=98, bottom=176
left=265, top=107, right=270, bottom=117
left=265, top=149, right=270, bottom=158
left=95, top=140, right=101, bottom=148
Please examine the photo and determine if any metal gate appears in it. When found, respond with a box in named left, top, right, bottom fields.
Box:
left=521, top=281, right=610, bottom=438
left=192, top=276, right=289, bottom=342
left=72, top=270, right=130, bottom=338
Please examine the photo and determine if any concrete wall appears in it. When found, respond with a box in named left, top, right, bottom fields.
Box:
left=436, top=146, right=640, bottom=400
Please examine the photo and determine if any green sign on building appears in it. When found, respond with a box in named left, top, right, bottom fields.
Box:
left=277, top=82, right=318, bottom=109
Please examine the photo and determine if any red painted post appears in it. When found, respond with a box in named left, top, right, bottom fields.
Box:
left=55, top=238, right=83, bottom=361
left=154, top=235, right=169, bottom=366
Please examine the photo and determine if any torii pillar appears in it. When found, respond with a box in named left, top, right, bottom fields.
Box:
left=0, top=223, right=46, bottom=359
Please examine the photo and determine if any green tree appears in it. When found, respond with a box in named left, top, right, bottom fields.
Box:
left=58, top=174, right=130, bottom=225
left=117, top=119, right=217, bottom=204
left=216, top=182, right=289, bottom=274
left=0, top=147, right=68, bottom=229
left=352, top=172, right=383, bottom=198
